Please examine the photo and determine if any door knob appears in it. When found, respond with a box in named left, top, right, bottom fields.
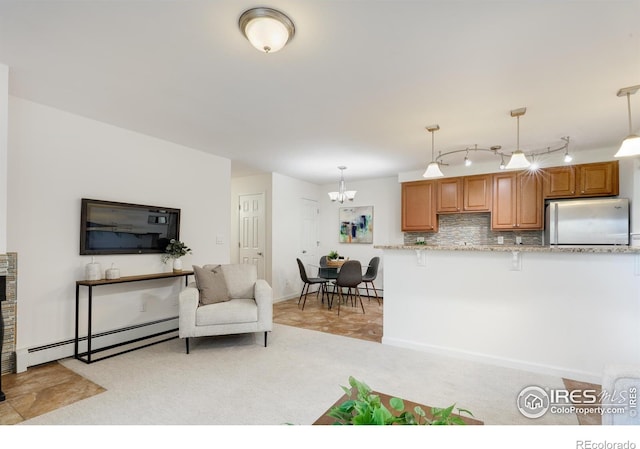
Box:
left=257, top=252, right=263, bottom=256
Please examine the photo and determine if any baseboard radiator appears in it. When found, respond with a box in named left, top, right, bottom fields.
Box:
left=19, top=317, right=178, bottom=371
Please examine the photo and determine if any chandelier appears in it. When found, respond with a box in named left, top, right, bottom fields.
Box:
left=328, top=166, right=357, bottom=203
left=422, top=108, right=571, bottom=178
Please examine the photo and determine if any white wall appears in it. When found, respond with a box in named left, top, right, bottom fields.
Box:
left=382, top=248, right=640, bottom=383
left=318, top=176, right=404, bottom=293
left=0, top=64, right=7, bottom=253
left=7, top=97, right=231, bottom=367
left=271, top=172, right=321, bottom=301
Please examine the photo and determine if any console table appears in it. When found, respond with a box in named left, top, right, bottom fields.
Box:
left=74, top=270, right=193, bottom=364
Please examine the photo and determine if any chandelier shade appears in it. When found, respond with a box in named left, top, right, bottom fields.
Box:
left=328, top=166, right=356, bottom=203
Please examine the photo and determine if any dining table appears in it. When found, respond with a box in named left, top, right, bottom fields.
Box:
left=308, top=259, right=368, bottom=309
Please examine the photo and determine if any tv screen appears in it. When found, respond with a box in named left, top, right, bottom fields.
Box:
left=80, top=198, right=180, bottom=255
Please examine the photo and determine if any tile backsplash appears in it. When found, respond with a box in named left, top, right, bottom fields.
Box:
left=404, top=213, right=543, bottom=246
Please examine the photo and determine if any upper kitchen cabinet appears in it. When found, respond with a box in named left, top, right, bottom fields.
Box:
left=436, top=174, right=491, bottom=213
left=492, top=171, right=543, bottom=230
left=463, top=174, right=492, bottom=212
left=436, top=177, right=463, bottom=213
left=543, top=160, right=619, bottom=198
left=402, top=180, right=438, bottom=232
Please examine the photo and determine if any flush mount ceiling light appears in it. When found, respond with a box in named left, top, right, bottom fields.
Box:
left=422, top=125, right=445, bottom=178
left=328, top=166, right=357, bottom=204
left=239, top=7, right=295, bottom=54
left=614, top=84, right=640, bottom=158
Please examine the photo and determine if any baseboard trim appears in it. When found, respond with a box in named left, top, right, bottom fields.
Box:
left=381, top=336, right=601, bottom=384
left=19, top=317, right=179, bottom=370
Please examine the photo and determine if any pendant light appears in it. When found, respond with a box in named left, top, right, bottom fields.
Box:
left=614, top=85, right=640, bottom=158
left=328, top=166, right=357, bottom=203
left=239, top=7, right=295, bottom=54
left=505, top=107, right=531, bottom=170
left=422, top=125, right=444, bottom=178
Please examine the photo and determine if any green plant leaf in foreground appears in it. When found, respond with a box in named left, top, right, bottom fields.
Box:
left=327, top=377, right=473, bottom=425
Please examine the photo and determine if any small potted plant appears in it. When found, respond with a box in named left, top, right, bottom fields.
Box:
left=328, top=250, right=339, bottom=261
left=162, top=239, right=192, bottom=272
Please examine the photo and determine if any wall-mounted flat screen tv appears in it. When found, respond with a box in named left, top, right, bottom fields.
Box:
left=80, top=198, right=181, bottom=255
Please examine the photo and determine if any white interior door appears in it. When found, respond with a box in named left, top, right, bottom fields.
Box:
left=300, top=198, right=319, bottom=273
left=239, top=193, right=265, bottom=279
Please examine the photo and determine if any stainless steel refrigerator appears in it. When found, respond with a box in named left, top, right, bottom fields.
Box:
left=544, top=198, right=629, bottom=245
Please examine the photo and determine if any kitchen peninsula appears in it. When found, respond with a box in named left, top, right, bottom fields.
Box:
left=375, top=244, right=640, bottom=383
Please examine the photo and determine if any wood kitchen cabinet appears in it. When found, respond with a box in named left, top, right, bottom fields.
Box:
left=436, top=174, right=491, bottom=213
left=578, top=161, right=619, bottom=197
left=543, top=160, right=619, bottom=198
left=491, top=171, right=543, bottom=230
left=436, top=177, right=463, bottom=213
left=402, top=180, right=438, bottom=232
left=463, top=174, right=492, bottom=212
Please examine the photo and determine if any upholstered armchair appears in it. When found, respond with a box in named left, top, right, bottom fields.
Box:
left=178, top=263, right=273, bottom=353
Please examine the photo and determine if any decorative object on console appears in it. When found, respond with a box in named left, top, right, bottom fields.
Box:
left=421, top=110, right=571, bottom=177
left=239, top=7, right=295, bottom=54
left=162, top=239, right=192, bottom=272
left=105, top=263, right=120, bottom=280
left=85, top=257, right=102, bottom=281
left=614, top=84, right=640, bottom=158
left=327, top=250, right=339, bottom=261
left=339, top=206, right=373, bottom=244
left=328, top=166, right=357, bottom=204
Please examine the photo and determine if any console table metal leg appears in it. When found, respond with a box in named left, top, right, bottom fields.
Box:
left=87, top=286, right=93, bottom=363
left=0, top=298, right=5, bottom=402
left=74, top=284, right=79, bottom=359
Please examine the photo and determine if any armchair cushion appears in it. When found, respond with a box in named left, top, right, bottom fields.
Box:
left=193, top=265, right=230, bottom=305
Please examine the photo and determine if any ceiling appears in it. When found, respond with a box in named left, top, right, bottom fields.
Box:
left=0, top=0, right=638, bottom=184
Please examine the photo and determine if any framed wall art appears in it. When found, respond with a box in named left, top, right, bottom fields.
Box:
left=339, top=206, right=373, bottom=243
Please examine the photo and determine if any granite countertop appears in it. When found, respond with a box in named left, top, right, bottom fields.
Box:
left=374, top=244, right=640, bottom=254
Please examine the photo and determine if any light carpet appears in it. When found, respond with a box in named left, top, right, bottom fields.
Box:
left=22, top=324, right=577, bottom=425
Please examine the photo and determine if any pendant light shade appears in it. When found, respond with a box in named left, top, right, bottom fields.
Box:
left=505, top=108, right=531, bottom=170
left=422, top=125, right=444, bottom=179
left=505, top=150, right=531, bottom=169
left=423, top=162, right=444, bottom=178
left=614, top=85, right=640, bottom=158
left=239, top=7, right=295, bottom=54
left=615, top=134, right=640, bottom=158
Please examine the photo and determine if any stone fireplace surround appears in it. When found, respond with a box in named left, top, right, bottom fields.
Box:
left=1, top=253, right=17, bottom=376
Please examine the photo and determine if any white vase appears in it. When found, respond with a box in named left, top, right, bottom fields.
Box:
left=172, top=258, right=183, bottom=273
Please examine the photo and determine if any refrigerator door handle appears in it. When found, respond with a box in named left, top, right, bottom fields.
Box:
left=553, top=202, right=559, bottom=246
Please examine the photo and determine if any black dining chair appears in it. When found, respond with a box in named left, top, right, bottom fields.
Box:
left=296, top=258, right=328, bottom=310
left=318, top=255, right=338, bottom=280
left=331, top=260, right=365, bottom=316
left=362, top=256, right=381, bottom=305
